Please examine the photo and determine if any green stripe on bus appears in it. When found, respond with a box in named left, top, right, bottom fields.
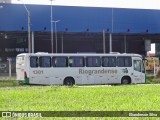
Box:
left=24, top=78, right=29, bottom=84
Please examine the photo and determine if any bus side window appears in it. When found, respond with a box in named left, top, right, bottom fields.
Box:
left=86, top=56, right=101, bottom=67
left=39, top=56, right=51, bottom=68
left=69, top=56, right=84, bottom=67
left=30, top=56, right=38, bottom=68
left=134, top=60, right=141, bottom=72
left=52, top=57, right=68, bottom=67
left=102, top=56, right=116, bottom=67
left=117, top=57, right=132, bottom=67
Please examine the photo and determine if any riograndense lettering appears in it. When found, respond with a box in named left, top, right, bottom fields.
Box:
left=79, top=68, right=117, bottom=75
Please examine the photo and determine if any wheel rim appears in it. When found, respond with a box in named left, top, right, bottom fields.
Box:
left=122, top=79, right=129, bottom=84
left=67, top=81, right=71, bottom=85
left=65, top=80, right=73, bottom=86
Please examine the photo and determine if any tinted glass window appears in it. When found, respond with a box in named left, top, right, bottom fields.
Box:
left=30, top=56, right=38, bottom=68
left=86, top=56, right=101, bottom=67
left=102, top=57, right=116, bottom=67
left=69, top=56, right=84, bottom=67
left=134, top=60, right=141, bottom=72
left=39, top=56, right=51, bottom=67
left=117, top=57, right=132, bottom=67
left=52, top=57, right=68, bottom=67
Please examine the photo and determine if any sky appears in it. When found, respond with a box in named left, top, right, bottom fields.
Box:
left=12, top=0, right=160, bottom=10
left=150, top=44, right=155, bottom=53
left=11, top=0, right=157, bottom=53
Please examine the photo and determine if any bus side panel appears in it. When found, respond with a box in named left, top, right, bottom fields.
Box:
left=50, top=68, right=67, bottom=85
left=104, top=67, right=119, bottom=84
left=29, top=68, right=64, bottom=85
left=29, top=68, right=45, bottom=85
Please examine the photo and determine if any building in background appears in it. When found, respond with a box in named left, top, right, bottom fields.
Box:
left=0, top=0, right=11, bottom=3
left=0, top=3, right=160, bottom=61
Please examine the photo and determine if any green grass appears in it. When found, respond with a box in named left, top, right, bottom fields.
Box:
left=0, top=79, right=160, bottom=119
left=146, top=78, right=160, bottom=84
left=0, top=85, right=160, bottom=111
left=0, top=80, right=19, bottom=87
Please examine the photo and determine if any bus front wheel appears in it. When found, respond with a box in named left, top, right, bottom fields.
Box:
left=121, top=77, right=131, bottom=84
left=64, top=77, right=75, bottom=86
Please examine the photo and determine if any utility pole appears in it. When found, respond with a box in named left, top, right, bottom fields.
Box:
left=52, top=20, right=60, bottom=53
left=18, top=0, right=31, bottom=53
left=103, top=29, right=106, bottom=53
left=28, top=11, right=31, bottom=53
left=110, top=8, right=114, bottom=53
left=50, top=0, right=54, bottom=53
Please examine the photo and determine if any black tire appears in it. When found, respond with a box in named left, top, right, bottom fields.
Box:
left=121, top=77, right=130, bottom=84
left=64, top=78, right=74, bottom=86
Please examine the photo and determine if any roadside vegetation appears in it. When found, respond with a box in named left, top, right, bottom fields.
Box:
left=0, top=76, right=160, bottom=119
left=0, top=77, right=18, bottom=87
left=146, top=74, right=160, bottom=84
left=1, top=84, right=160, bottom=111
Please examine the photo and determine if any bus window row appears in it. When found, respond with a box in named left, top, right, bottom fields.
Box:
left=30, top=56, right=132, bottom=68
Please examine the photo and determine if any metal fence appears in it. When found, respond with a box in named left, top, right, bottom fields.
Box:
left=0, top=61, right=16, bottom=77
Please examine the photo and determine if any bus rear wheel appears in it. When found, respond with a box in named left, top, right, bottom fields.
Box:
left=121, top=77, right=131, bottom=84
left=64, top=77, right=75, bottom=86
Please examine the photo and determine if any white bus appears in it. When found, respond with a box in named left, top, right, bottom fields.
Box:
left=16, top=53, right=145, bottom=85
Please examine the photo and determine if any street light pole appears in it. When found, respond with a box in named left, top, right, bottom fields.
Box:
left=61, top=32, right=64, bottom=53
left=50, top=0, right=54, bottom=53
left=103, top=29, right=106, bottom=53
left=52, top=20, right=60, bottom=53
left=110, top=8, right=114, bottom=53
left=28, top=11, right=31, bottom=53
left=18, top=0, right=31, bottom=53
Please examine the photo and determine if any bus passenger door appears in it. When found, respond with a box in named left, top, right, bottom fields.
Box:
left=133, top=59, right=145, bottom=83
